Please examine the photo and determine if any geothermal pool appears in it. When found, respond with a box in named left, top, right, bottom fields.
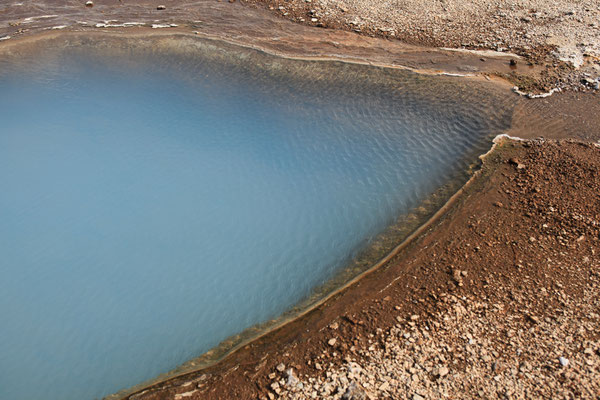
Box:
left=0, top=35, right=514, bottom=400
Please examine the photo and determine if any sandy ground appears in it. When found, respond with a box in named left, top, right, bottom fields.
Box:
left=246, top=0, right=600, bottom=92
left=124, top=140, right=600, bottom=400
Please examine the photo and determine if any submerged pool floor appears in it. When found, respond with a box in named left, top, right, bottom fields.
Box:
left=0, top=35, right=515, bottom=400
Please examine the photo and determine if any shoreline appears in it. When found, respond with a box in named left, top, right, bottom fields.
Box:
left=244, top=0, right=600, bottom=94
left=0, top=28, right=523, bottom=400
left=0, top=28, right=518, bottom=88
left=1, top=0, right=598, bottom=93
left=122, top=137, right=600, bottom=400
left=0, top=0, right=585, bottom=96
left=4, top=29, right=598, bottom=143
left=106, top=129, right=513, bottom=400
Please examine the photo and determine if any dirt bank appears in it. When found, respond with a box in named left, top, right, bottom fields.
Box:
left=121, top=139, right=600, bottom=399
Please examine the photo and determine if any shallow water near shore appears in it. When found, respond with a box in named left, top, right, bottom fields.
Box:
left=0, top=35, right=515, bottom=400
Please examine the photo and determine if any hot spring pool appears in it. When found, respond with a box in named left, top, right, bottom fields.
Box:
left=0, top=34, right=515, bottom=400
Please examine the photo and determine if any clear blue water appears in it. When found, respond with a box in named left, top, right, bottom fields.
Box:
left=0, top=38, right=513, bottom=400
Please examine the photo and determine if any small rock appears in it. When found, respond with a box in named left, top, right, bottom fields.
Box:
left=156, top=5, right=166, bottom=10
left=276, top=363, right=286, bottom=372
left=85, top=1, right=93, bottom=7
left=559, top=356, right=569, bottom=367
left=584, top=77, right=595, bottom=84
left=328, top=338, right=337, bottom=346
left=508, top=157, right=525, bottom=169
left=452, top=269, right=462, bottom=282
left=510, top=59, right=518, bottom=66
left=582, top=77, right=598, bottom=89
left=286, top=369, right=299, bottom=387
left=437, top=367, right=449, bottom=377
left=413, top=395, right=425, bottom=400
left=526, top=314, right=540, bottom=324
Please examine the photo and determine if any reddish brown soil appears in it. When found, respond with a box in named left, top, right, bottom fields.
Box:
left=124, top=139, right=600, bottom=400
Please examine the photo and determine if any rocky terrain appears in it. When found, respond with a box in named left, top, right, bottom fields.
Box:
left=247, top=0, right=600, bottom=92
left=279, top=269, right=600, bottom=399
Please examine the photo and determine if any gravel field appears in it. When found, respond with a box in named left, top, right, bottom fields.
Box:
left=280, top=279, right=600, bottom=399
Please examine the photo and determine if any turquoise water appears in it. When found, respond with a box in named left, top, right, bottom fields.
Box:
left=0, top=38, right=513, bottom=400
